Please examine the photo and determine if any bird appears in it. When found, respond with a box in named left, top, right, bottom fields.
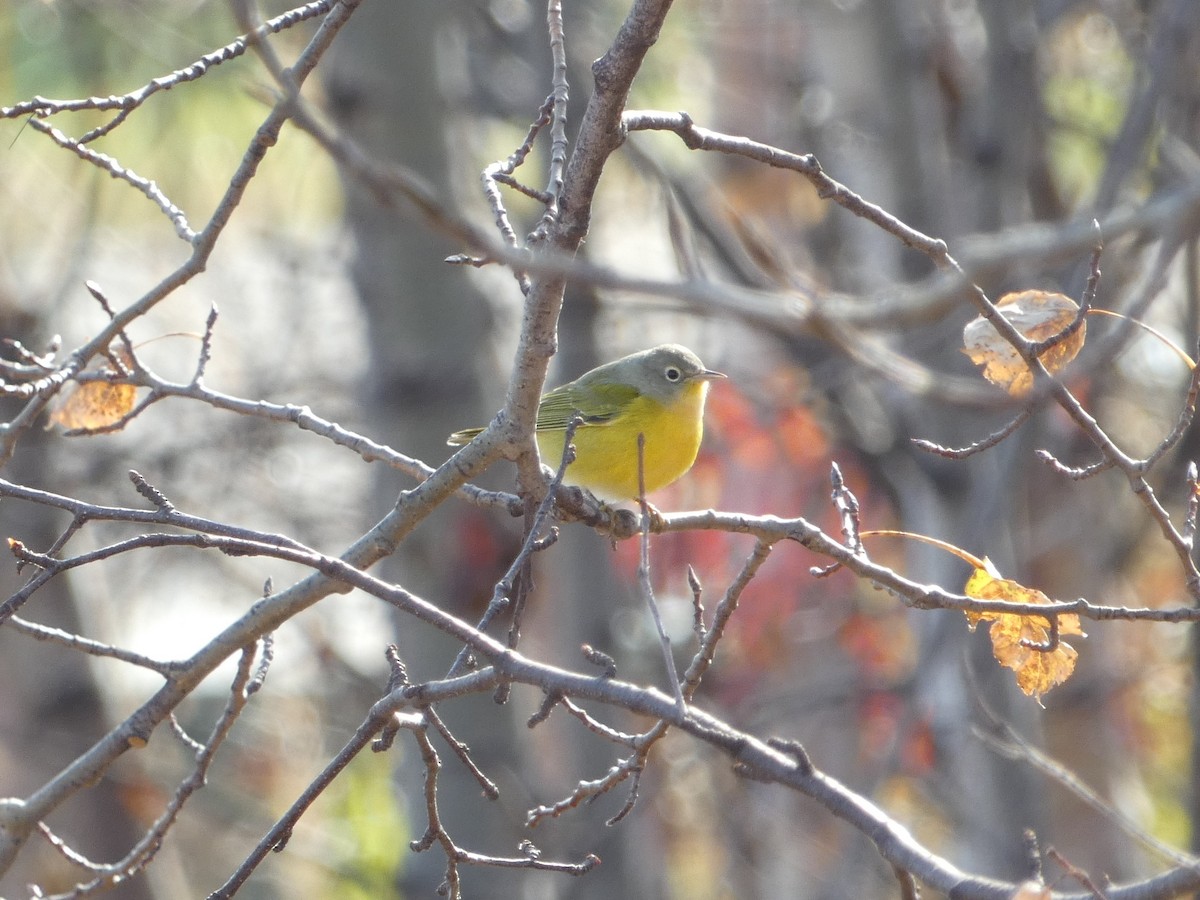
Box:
left=447, top=344, right=724, bottom=501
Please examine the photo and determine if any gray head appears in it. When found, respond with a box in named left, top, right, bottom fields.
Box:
left=603, top=344, right=725, bottom=403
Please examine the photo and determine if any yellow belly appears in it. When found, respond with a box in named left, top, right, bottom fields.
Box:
left=535, top=383, right=708, bottom=501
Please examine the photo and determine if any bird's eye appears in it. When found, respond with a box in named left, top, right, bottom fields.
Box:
left=664, top=366, right=682, bottom=382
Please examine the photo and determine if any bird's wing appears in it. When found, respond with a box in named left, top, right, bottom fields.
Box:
left=535, top=380, right=638, bottom=430
left=446, top=425, right=483, bottom=446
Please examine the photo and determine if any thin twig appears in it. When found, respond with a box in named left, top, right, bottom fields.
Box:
left=209, top=694, right=406, bottom=899
left=681, top=539, right=774, bottom=694
left=402, top=711, right=597, bottom=900
left=687, top=564, right=706, bottom=642
left=424, top=705, right=500, bottom=800
left=1046, top=847, right=1112, bottom=900
left=1025, top=235, right=1100, bottom=358
left=580, top=643, right=617, bottom=678
left=447, top=416, right=580, bottom=678
left=1185, top=462, right=1200, bottom=550
left=39, top=645, right=261, bottom=899
left=535, top=0, right=570, bottom=236
left=975, top=712, right=1200, bottom=874
left=913, top=410, right=1033, bottom=459
left=623, top=110, right=951, bottom=262
left=28, top=118, right=195, bottom=242
left=4, top=617, right=180, bottom=676
left=192, top=304, right=220, bottom=385
left=0, top=2, right=335, bottom=122
left=812, top=463, right=864, bottom=577
left=1138, top=338, right=1200, bottom=469
left=636, top=432, right=685, bottom=717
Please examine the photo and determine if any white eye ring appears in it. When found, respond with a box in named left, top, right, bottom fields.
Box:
left=664, top=366, right=682, bottom=382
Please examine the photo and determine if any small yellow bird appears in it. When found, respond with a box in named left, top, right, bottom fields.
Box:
left=447, top=344, right=725, bottom=501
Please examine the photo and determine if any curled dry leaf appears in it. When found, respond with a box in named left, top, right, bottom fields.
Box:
left=48, top=346, right=138, bottom=431
left=962, top=290, right=1085, bottom=396
left=964, top=559, right=1085, bottom=704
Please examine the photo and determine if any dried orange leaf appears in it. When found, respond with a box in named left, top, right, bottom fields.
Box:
left=962, top=290, right=1085, bottom=396
left=964, top=560, right=1085, bottom=703
left=50, top=380, right=137, bottom=430
left=49, top=344, right=139, bottom=432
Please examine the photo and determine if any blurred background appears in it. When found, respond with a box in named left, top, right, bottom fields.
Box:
left=1, top=0, right=1199, bottom=898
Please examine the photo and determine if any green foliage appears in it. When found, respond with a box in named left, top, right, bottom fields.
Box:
left=1042, top=11, right=1139, bottom=204
left=0, top=1, right=340, bottom=238
left=325, top=752, right=408, bottom=900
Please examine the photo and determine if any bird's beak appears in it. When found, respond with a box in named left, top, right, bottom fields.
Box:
left=699, top=368, right=726, bottom=381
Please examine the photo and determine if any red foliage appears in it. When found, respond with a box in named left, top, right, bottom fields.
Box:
left=614, top=368, right=897, bottom=689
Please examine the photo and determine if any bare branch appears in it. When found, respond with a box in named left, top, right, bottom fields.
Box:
left=535, top=0, right=570, bottom=236
left=976, top=714, right=1200, bottom=874
left=0, top=2, right=336, bottom=121
left=623, top=110, right=951, bottom=263
left=636, top=432, right=685, bottom=716
left=4, top=616, right=180, bottom=676
left=914, top=409, right=1033, bottom=459
left=38, top=644, right=261, bottom=899
left=20, top=119, right=197, bottom=242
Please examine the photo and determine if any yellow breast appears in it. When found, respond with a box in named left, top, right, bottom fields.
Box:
left=536, top=381, right=709, bottom=501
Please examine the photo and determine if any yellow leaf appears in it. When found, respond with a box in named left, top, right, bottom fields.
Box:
left=49, top=346, right=139, bottom=431
left=50, top=380, right=137, bottom=430
left=964, top=560, right=1085, bottom=703
left=962, top=290, right=1085, bottom=396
